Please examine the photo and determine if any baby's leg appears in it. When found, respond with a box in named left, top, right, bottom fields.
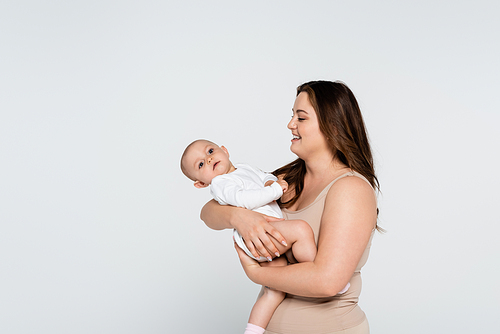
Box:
left=268, top=220, right=316, bottom=263
left=247, top=257, right=287, bottom=331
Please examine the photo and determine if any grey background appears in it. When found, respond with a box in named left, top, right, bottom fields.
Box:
left=1, top=1, right=499, bottom=333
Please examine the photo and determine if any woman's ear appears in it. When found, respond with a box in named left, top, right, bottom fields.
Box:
left=194, top=181, right=209, bottom=188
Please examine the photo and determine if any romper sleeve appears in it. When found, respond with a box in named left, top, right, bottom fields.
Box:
left=210, top=175, right=283, bottom=211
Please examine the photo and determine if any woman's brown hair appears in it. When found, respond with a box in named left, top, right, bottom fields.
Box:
left=274, top=81, right=380, bottom=218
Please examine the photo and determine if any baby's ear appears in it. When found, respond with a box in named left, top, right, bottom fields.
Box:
left=194, top=181, right=209, bottom=189
left=221, top=145, right=229, bottom=156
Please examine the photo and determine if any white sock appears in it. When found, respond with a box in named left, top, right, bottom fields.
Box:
left=244, top=323, right=265, bottom=334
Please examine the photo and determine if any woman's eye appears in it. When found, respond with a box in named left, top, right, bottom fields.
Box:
left=198, top=162, right=204, bottom=168
left=298, top=118, right=305, bottom=121
left=208, top=148, right=214, bottom=154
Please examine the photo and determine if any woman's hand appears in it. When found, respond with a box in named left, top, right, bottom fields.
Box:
left=231, top=208, right=287, bottom=260
left=200, top=199, right=287, bottom=260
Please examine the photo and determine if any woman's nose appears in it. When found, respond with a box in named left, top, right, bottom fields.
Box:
left=287, top=118, right=296, bottom=129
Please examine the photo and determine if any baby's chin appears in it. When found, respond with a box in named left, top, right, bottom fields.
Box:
left=209, top=171, right=227, bottom=183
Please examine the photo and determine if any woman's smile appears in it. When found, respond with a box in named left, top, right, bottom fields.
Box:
left=288, top=92, right=330, bottom=159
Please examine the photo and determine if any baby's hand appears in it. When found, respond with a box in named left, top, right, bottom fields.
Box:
left=276, top=179, right=288, bottom=193
left=264, top=180, right=274, bottom=187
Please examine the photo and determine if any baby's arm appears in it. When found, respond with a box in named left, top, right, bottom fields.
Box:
left=211, top=177, right=284, bottom=211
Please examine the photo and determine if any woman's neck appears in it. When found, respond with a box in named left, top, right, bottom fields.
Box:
left=284, top=154, right=349, bottom=211
left=303, top=154, right=348, bottom=182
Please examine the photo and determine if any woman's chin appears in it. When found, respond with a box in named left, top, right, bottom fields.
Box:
left=289, top=144, right=301, bottom=156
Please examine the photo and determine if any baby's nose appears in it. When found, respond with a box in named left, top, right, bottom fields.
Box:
left=207, top=157, right=212, bottom=164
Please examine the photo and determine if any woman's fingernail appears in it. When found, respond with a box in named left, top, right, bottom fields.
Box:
left=275, top=252, right=280, bottom=257
left=282, top=241, right=287, bottom=246
left=267, top=257, right=272, bottom=262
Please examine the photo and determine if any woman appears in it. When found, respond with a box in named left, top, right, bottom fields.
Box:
left=201, top=80, right=379, bottom=333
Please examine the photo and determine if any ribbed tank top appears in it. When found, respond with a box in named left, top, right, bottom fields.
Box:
left=265, top=171, right=375, bottom=334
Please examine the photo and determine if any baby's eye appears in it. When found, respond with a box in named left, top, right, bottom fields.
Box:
left=208, top=148, right=214, bottom=154
left=198, top=162, right=204, bottom=169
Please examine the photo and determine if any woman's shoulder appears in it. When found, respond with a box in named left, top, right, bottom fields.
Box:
left=323, top=173, right=378, bottom=228
left=328, top=171, right=374, bottom=192
left=325, top=173, right=377, bottom=208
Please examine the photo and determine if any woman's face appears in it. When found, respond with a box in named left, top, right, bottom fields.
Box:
left=288, top=92, right=330, bottom=159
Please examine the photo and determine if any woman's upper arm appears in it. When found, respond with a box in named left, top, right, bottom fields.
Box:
left=314, top=176, right=377, bottom=295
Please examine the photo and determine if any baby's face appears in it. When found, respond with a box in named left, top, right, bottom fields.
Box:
left=184, top=140, right=234, bottom=187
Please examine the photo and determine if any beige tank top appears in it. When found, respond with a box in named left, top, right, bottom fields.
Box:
left=265, top=171, right=375, bottom=334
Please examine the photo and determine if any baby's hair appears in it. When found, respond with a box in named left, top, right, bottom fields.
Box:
left=180, top=139, right=217, bottom=181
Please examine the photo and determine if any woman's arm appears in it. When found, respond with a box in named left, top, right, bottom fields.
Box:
left=200, top=199, right=235, bottom=230
left=236, top=176, right=377, bottom=297
left=200, top=199, right=287, bottom=259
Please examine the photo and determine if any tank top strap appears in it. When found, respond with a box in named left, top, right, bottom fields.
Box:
left=319, top=170, right=373, bottom=198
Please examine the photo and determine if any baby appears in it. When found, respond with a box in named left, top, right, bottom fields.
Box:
left=180, top=139, right=349, bottom=334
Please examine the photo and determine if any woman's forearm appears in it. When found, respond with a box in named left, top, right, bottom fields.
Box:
left=234, top=239, right=351, bottom=298
left=200, top=199, right=235, bottom=230
left=251, top=261, right=349, bottom=298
